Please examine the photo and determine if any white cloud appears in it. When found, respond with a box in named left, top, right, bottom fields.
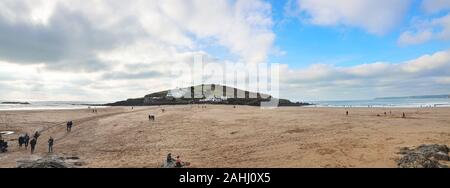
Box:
left=398, top=13, right=450, bottom=45
left=288, top=0, right=410, bottom=35
left=398, top=30, right=433, bottom=45
left=0, top=0, right=275, bottom=67
left=0, top=0, right=276, bottom=100
left=281, top=49, right=450, bottom=100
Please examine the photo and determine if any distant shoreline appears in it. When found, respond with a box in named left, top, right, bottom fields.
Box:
left=1, top=101, right=30, bottom=105
left=374, top=94, right=449, bottom=100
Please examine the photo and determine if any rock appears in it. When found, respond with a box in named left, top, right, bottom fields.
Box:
left=415, top=144, right=449, bottom=158
left=16, top=155, right=84, bottom=168
left=397, top=153, right=441, bottom=168
left=161, top=160, right=190, bottom=168
left=396, top=144, right=449, bottom=168
left=73, top=161, right=86, bottom=166
left=17, top=157, right=70, bottom=168
left=433, top=152, right=450, bottom=161
left=161, top=160, right=176, bottom=168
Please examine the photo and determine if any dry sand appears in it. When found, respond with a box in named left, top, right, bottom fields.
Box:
left=1, top=105, right=449, bottom=168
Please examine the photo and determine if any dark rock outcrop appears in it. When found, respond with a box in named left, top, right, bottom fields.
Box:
left=16, top=155, right=85, bottom=168
left=396, top=144, right=449, bottom=168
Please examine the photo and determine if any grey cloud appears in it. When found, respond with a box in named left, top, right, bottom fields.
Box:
left=102, top=71, right=165, bottom=80
left=0, top=4, right=143, bottom=72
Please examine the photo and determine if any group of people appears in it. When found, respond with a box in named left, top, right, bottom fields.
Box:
left=16, top=131, right=39, bottom=154
left=166, top=153, right=185, bottom=168
left=88, top=106, right=98, bottom=113
left=148, top=115, right=155, bottom=121
left=14, top=120, right=73, bottom=154
left=18, top=133, right=30, bottom=148
left=346, top=110, right=407, bottom=118
left=19, top=131, right=54, bottom=154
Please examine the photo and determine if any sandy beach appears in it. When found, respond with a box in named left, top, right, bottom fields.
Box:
left=1, top=105, right=449, bottom=168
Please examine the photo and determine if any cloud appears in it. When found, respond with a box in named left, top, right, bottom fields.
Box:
left=1, top=1, right=449, bottom=102
left=0, top=0, right=276, bottom=100
left=287, top=0, right=410, bottom=35
left=102, top=71, right=164, bottom=80
left=398, top=13, right=450, bottom=45
left=0, top=1, right=143, bottom=72
left=421, top=0, right=450, bottom=14
left=281, top=49, right=450, bottom=100
left=398, top=30, right=434, bottom=45
left=0, top=0, right=275, bottom=70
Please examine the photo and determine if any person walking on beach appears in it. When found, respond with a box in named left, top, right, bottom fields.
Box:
left=24, top=133, right=30, bottom=149
left=346, top=111, right=349, bottom=116
left=30, top=138, right=37, bottom=154
left=18, top=135, right=24, bottom=148
left=48, top=137, right=54, bottom=153
left=402, top=112, right=406, bottom=118
left=67, top=121, right=73, bottom=132
left=33, top=131, right=40, bottom=140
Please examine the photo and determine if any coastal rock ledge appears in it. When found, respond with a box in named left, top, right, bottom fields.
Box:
left=396, top=144, right=449, bottom=168
left=16, top=155, right=85, bottom=168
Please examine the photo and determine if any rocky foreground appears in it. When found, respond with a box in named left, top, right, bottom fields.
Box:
left=16, top=155, right=85, bottom=168
left=397, top=144, right=449, bottom=168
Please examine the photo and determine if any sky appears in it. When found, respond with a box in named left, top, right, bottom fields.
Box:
left=0, top=0, right=450, bottom=102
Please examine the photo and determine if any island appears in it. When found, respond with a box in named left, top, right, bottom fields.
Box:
left=106, top=84, right=310, bottom=107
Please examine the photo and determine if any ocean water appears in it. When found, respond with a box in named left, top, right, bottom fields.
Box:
left=309, top=98, right=450, bottom=108
left=0, top=101, right=110, bottom=111
left=1, top=98, right=449, bottom=110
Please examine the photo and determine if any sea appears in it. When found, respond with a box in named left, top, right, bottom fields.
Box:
left=0, top=101, right=110, bottom=111
left=308, top=98, right=450, bottom=108
left=0, top=97, right=450, bottom=111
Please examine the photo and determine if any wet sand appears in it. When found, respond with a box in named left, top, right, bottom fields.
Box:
left=1, top=105, right=449, bottom=167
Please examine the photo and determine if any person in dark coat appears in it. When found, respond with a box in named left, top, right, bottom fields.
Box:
left=48, top=137, right=54, bottom=153
left=0, top=139, right=8, bottom=153
left=30, top=138, right=37, bottom=154
left=18, top=135, right=24, bottom=148
left=167, top=153, right=175, bottom=164
left=67, top=121, right=73, bottom=132
left=24, top=133, right=30, bottom=149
